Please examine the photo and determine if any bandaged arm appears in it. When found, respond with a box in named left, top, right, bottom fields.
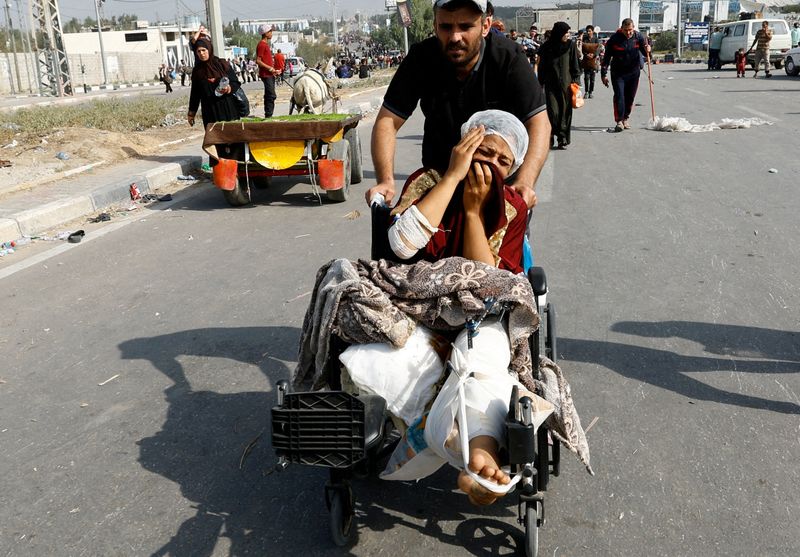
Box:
left=388, top=205, right=439, bottom=259
left=388, top=171, right=461, bottom=259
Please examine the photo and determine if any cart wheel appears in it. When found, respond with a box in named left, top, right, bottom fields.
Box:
left=344, top=128, right=363, bottom=184
left=545, top=303, right=557, bottom=363
left=222, top=177, right=251, bottom=207
left=524, top=500, right=539, bottom=557
left=325, top=139, right=351, bottom=203
left=329, top=485, right=356, bottom=547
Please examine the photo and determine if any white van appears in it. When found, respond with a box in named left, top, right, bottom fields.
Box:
left=718, top=18, right=792, bottom=69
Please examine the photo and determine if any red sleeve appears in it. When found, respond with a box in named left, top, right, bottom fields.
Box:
left=496, top=188, right=527, bottom=274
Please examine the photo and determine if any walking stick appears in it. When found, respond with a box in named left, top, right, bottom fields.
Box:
left=646, top=50, right=656, bottom=122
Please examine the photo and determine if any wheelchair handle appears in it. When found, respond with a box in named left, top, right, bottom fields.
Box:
left=370, top=192, right=386, bottom=208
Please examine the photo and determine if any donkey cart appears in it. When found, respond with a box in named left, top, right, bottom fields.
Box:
left=202, top=113, right=363, bottom=206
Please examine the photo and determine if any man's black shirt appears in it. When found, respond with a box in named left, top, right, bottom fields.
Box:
left=383, top=32, right=546, bottom=172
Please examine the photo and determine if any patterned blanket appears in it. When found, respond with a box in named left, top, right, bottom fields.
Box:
left=293, top=257, right=593, bottom=474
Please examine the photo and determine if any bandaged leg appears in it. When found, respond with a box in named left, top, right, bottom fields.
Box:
left=387, top=205, right=439, bottom=259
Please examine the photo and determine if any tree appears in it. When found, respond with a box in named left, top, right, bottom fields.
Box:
left=408, top=0, right=434, bottom=44
left=63, top=17, right=82, bottom=34
left=296, top=37, right=336, bottom=67
left=371, top=0, right=433, bottom=50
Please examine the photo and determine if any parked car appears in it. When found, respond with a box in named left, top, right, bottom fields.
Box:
left=285, top=57, right=306, bottom=77
left=718, top=18, right=792, bottom=69
left=784, top=46, right=800, bottom=75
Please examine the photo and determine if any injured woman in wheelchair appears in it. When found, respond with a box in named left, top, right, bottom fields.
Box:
left=294, top=109, right=592, bottom=507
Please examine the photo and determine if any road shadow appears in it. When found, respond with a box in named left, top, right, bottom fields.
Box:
left=560, top=320, right=800, bottom=415
left=720, top=88, right=798, bottom=93
left=121, top=145, right=201, bottom=165
left=163, top=176, right=344, bottom=211
left=120, top=326, right=529, bottom=555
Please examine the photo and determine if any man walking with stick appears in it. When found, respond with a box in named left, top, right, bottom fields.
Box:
left=600, top=18, right=650, bottom=132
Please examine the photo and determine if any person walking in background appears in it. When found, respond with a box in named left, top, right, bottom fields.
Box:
left=247, top=58, right=257, bottom=82
left=158, top=64, right=174, bottom=93
left=581, top=25, right=600, bottom=99
left=747, top=20, right=773, bottom=78
left=240, top=57, right=250, bottom=83
left=256, top=24, right=278, bottom=117
left=536, top=22, right=581, bottom=149
left=735, top=48, right=747, bottom=78
left=179, top=59, right=189, bottom=86
left=708, top=27, right=723, bottom=70
left=186, top=37, right=242, bottom=129
left=274, top=49, right=286, bottom=85
left=601, top=18, right=650, bottom=132
left=791, top=22, right=800, bottom=48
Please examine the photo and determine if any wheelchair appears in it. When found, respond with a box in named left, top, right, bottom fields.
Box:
left=271, top=199, right=561, bottom=557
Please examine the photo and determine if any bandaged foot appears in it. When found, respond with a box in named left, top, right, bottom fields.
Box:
left=456, top=435, right=510, bottom=506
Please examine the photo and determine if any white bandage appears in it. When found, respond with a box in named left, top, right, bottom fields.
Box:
left=388, top=205, right=439, bottom=260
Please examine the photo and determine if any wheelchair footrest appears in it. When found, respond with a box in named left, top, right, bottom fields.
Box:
left=271, top=391, right=386, bottom=469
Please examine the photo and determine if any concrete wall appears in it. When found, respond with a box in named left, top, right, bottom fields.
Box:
left=0, top=49, right=166, bottom=95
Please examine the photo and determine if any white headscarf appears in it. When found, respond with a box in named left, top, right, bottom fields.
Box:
left=460, top=110, right=529, bottom=174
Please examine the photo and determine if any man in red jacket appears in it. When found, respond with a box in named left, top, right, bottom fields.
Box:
left=274, top=49, right=286, bottom=85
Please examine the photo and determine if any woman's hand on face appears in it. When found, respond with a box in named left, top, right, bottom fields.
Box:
left=445, top=126, right=484, bottom=183
left=463, top=161, right=492, bottom=216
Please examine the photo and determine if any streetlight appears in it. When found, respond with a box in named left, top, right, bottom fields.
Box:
left=93, top=0, right=108, bottom=84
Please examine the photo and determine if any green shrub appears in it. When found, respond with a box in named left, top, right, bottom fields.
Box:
left=0, top=96, right=188, bottom=138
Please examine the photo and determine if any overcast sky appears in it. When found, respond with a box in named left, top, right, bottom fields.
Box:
left=54, top=0, right=540, bottom=26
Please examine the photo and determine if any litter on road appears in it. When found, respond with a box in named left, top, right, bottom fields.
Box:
left=768, top=168, right=779, bottom=174
left=648, top=116, right=772, bottom=133
left=98, top=374, right=120, bottom=386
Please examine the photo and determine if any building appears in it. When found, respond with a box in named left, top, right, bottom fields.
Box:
left=237, top=18, right=311, bottom=33
left=593, top=1, right=746, bottom=33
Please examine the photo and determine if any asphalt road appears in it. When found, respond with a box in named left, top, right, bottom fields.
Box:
left=1, top=64, right=798, bottom=557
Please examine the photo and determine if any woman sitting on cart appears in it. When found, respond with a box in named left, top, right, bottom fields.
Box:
left=383, top=110, right=537, bottom=505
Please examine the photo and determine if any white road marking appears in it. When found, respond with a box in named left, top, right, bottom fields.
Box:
left=0, top=193, right=201, bottom=281
left=735, top=105, right=781, bottom=122
left=684, top=87, right=709, bottom=96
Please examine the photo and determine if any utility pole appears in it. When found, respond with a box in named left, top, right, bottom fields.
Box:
left=4, top=1, right=22, bottom=92
left=30, top=0, right=74, bottom=96
left=15, top=0, right=32, bottom=92
left=677, top=0, right=682, bottom=57
left=93, top=0, right=108, bottom=84
left=205, top=0, right=224, bottom=60
left=175, top=0, right=185, bottom=65
left=332, top=0, right=338, bottom=53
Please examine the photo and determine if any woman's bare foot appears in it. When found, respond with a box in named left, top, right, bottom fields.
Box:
left=457, top=435, right=510, bottom=506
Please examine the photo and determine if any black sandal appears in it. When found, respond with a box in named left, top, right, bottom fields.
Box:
left=67, top=230, right=85, bottom=243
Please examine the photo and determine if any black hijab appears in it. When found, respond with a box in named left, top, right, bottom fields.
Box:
left=546, top=22, right=572, bottom=55
left=192, top=37, right=230, bottom=82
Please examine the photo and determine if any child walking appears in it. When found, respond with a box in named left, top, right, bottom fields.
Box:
left=735, top=48, right=747, bottom=78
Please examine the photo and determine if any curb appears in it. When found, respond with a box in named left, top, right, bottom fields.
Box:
left=0, top=94, right=384, bottom=244
left=0, top=154, right=207, bottom=243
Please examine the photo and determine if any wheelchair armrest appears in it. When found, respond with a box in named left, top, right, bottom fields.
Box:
left=527, top=266, right=547, bottom=297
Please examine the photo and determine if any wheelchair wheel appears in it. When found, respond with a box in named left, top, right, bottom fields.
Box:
left=329, top=484, right=355, bottom=547
left=545, top=303, right=557, bottom=362
left=524, top=500, right=540, bottom=557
